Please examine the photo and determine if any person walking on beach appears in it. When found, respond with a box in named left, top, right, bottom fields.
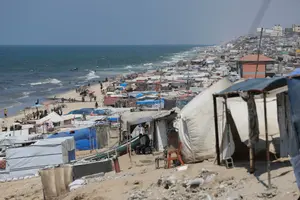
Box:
left=95, top=101, right=98, bottom=108
left=4, top=109, right=7, bottom=118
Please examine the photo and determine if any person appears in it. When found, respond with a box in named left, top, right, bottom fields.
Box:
left=95, top=101, right=98, bottom=108
left=4, top=109, right=7, bottom=118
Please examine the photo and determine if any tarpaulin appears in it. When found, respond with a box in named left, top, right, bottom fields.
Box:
left=287, top=78, right=300, bottom=148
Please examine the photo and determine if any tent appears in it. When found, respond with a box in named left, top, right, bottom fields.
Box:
left=36, top=112, right=63, bottom=125
left=4, top=137, right=75, bottom=178
left=121, top=111, right=158, bottom=132
left=176, top=78, right=232, bottom=163
left=68, top=108, right=94, bottom=115
left=48, top=127, right=97, bottom=150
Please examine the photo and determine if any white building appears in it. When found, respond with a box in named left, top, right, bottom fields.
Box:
left=272, top=25, right=283, bottom=37
left=292, top=24, right=300, bottom=33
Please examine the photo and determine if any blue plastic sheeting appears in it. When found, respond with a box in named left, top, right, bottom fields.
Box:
left=107, top=116, right=119, bottom=122
left=68, top=108, right=95, bottom=115
left=287, top=78, right=300, bottom=145
left=136, top=93, right=144, bottom=98
left=136, top=98, right=164, bottom=105
left=92, top=109, right=111, bottom=115
left=48, top=127, right=97, bottom=150
left=288, top=68, right=300, bottom=77
left=217, top=77, right=286, bottom=97
left=120, top=83, right=128, bottom=87
left=128, top=91, right=157, bottom=98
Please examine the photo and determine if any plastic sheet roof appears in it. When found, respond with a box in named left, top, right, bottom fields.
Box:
left=216, top=77, right=287, bottom=98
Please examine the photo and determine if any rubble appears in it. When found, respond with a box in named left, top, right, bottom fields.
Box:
left=126, top=168, right=249, bottom=200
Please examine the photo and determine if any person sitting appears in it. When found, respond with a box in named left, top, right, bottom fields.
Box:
left=135, top=134, right=151, bottom=154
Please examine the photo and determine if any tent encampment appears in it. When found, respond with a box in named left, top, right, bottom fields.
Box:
left=4, top=137, right=75, bottom=178
left=48, top=127, right=97, bottom=150
left=177, top=78, right=232, bottom=163
left=36, top=112, right=63, bottom=125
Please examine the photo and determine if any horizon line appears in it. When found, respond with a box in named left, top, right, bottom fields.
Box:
left=0, top=44, right=214, bottom=46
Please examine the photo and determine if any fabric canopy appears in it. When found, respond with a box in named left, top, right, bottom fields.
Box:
left=36, top=112, right=63, bottom=125
left=121, top=110, right=173, bottom=131
left=217, top=77, right=287, bottom=98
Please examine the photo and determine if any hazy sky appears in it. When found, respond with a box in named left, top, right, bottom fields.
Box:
left=0, top=0, right=299, bottom=45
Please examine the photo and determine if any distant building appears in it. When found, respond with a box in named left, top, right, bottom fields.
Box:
left=285, top=28, right=293, bottom=34
left=272, top=25, right=283, bottom=36
left=292, top=24, right=300, bottom=33
left=237, top=54, right=276, bottom=78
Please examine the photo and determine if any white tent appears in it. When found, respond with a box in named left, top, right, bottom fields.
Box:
left=36, top=112, right=63, bottom=125
left=177, top=78, right=232, bottom=163
left=226, top=96, right=279, bottom=154
left=4, top=137, right=75, bottom=178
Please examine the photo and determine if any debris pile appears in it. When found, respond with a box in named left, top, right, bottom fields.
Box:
left=127, top=169, right=247, bottom=200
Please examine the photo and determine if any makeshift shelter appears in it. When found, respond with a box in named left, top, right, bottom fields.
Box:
left=48, top=127, right=97, bottom=150
left=136, top=99, right=165, bottom=109
left=176, top=78, right=232, bottom=163
left=3, top=137, right=75, bottom=178
left=121, top=110, right=176, bottom=151
left=214, top=77, right=287, bottom=189
left=36, top=112, right=63, bottom=125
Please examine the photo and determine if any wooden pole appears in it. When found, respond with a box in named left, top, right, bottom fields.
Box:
left=213, top=95, right=221, bottom=165
left=255, top=28, right=263, bottom=79
left=263, top=92, right=271, bottom=189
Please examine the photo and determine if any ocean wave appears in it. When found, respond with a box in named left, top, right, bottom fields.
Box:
left=18, top=91, right=34, bottom=99
left=86, top=70, right=100, bottom=80
left=30, top=78, right=62, bottom=86
left=124, top=65, right=133, bottom=69
left=143, top=63, right=153, bottom=66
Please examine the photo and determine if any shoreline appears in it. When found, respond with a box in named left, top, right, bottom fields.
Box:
left=0, top=45, right=208, bottom=128
left=1, top=80, right=112, bottom=129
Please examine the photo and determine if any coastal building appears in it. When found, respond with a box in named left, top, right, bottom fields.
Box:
left=272, top=25, right=283, bottom=37
left=292, top=24, right=300, bottom=33
left=237, top=54, right=275, bottom=78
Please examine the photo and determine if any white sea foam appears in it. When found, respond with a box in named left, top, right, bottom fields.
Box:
left=86, top=70, right=100, bottom=80
left=143, top=63, right=153, bottom=66
left=30, top=78, right=62, bottom=86
left=124, top=65, right=133, bottom=69
left=18, top=91, right=34, bottom=99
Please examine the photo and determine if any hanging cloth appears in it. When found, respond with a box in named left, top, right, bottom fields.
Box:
left=239, top=92, right=260, bottom=144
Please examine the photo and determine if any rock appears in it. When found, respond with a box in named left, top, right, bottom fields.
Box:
left=164, top=176, right=176, bottom=189
left=187, top=178, right=205, bottom=188
left=157, top=178, right=163, bottom=187
left=134, top=180, right=140, bottom=185
left=257, top=189, right=278, bottom=199
left=227, top=193, right=243, bottom=200
left=204, top=174, right=216, bottom=183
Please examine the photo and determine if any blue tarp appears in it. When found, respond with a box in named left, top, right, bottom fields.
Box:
left=68, top=108, right=95, bottom=115
left=120, top=83, right=128, bottom=87
left=48, top=127, right=97, bottom=150
left=288, top=68, right=300, bottom=77
left=92, top=109, right=112, bottom=115
left=136, top=98, right=164, bottom=105
left=107, top=116, right=119, bottom=122
left=217, top=77, right=286, bottom=97
left=287, top=78, right=300, bottom=147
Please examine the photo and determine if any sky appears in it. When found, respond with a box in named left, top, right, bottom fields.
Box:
left=0, top=0, right=299, bottom=45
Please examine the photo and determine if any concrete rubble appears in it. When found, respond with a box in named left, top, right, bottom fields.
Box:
left=126, top=168, right=250, bottom=200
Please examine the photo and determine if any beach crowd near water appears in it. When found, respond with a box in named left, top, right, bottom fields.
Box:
left=2, top=28, right=300, bottom=200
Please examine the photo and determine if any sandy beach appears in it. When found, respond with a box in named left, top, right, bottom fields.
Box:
left=2, top=81, right=110, bottom=129
left=0, top=154, right=297, bottom=200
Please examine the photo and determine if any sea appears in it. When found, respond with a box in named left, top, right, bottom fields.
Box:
left=0, top=45, right=204, bottom=117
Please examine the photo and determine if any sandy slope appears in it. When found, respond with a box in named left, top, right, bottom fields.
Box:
left=0, top=154, right=298, bottom=200
left=2, top=82, right=110, bottom=128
